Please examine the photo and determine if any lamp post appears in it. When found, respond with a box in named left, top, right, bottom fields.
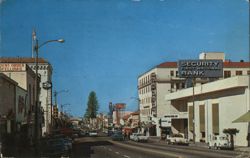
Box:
left=54, top=89, right=69, bottom=107
left=60, top=103, right=70, bottom=115
left=52, top=90, right=68, bottom=126
left=33, top=33, right=64, bottom=153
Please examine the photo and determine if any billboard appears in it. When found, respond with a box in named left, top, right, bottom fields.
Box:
left=115, top=103, right=126, bottom=109
left=178, top=60, right=223, bottom=78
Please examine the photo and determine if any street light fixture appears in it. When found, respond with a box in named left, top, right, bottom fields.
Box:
left=54, top=89, right=69, bottom=107
left=33, top=32, right=64, bottom=153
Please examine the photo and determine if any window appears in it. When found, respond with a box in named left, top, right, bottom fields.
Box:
left=199, top=105, right=205, bottom=133
left=224, top=71, right=231, bottom=78
left=181, top=83, right=185, bottom=88
left=170, top=71, right=174, bottom=76
left=176, top=83, right=180, bottom=90
left=176, top=71, right=179, bottom=77
left=247, top=70, right=250, bottom=75
left=212, top=103, right=219, bottom=134
left=236, top=71, right=242, bottom=76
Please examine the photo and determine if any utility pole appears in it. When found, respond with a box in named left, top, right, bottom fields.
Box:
left=192, top=78, right=196, bottom=144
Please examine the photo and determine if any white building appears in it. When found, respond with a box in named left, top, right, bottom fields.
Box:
left=138, top=62, right=185, bottom=136
left=138, top=52, right=250, bottom=137
left=0, top=58, right=53, bottom=135
left=165, top=75, right=250, bottom=146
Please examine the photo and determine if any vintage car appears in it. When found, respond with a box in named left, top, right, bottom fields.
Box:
left=208, top=135, right=231, bottom=150
left=111, top=132, right=124, bottom=141
left=166, top=133, right=189, bottom=145
left=130, top=133, right=149, bottom=142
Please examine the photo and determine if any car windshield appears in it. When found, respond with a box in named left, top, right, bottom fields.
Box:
left=173, top=134, right=183, bottom=138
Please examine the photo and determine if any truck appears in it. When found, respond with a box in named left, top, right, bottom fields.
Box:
left=208, top=135, right=231, bottom=150
left=166, top=133, right=189, bottom=145
left=130, top=133, right=149, bottom=142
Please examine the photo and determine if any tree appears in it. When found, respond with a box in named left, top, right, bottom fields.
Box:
left=223, top=128, right=239, bottom=150
left=84, top=91, right=99, bottom=119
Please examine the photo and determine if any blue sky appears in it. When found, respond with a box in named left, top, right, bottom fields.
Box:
left=0, top=0, right=249, bottom=117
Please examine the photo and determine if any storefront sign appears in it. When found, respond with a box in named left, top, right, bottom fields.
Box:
left=0, top=63, right=26, bottom=72
left=160, top=117, right=172, bottom=127
left=178, top=60, right=223, bottom=78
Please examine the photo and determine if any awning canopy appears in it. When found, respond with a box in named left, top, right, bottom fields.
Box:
left=232, top=110, right=250, bottom=123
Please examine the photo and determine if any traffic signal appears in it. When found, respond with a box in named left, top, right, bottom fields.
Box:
left=53, top=106, right=58, bottom=118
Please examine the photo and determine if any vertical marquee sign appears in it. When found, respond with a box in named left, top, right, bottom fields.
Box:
left=178, top=60, right=223, bottom=78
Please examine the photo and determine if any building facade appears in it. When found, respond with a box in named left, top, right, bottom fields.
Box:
left=0, top=58, right=53, bottom=135
left=166, top=75, right=250, bottom=146
left=138, top=52, right=250, bottom=137
left=138, top=62, right=186, bottom=136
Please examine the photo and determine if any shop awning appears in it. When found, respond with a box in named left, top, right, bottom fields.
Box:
left=232, top=110, right=250, bottom=123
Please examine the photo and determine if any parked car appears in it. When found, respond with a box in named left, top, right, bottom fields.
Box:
left=89, top=130, right=98, bottom=137
left=208, top=135, right=231, bottom=150
left=111, top=132, right=124, bottom=141
left=63, top=138, right=73, bottom=152
left=130, top=133, right=148, bottom=142
left=166, top=133, right=189, bottom=145
left=40, top=138, right=70, bottom=157
left=79, top=130, right=87, bottom=137
left=108, top=130, right=114, bottom=136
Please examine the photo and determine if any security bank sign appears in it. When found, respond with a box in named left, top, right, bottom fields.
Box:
left=178, top=60, right=223, bottom=78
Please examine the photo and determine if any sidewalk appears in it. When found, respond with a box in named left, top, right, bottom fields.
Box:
left=148, top=136, right=250, bottom=152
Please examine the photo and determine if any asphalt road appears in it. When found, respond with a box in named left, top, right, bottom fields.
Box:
left=71, top=136, right=243, bottom=158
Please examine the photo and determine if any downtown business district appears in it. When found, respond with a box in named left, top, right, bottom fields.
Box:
left=0, top=52, right=250, bottom=157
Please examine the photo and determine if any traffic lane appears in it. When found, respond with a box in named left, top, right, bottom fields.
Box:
left=123, top=140, right=237, bottom=158
left=92, top=144, right=168, bottom=158
left=109, top=139, right=180, bottom=158
left=72, top=136, right=113, bottom=158
left=73, top=136, right=176, bottom=158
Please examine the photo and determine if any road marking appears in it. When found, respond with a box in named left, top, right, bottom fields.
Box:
left=115, top=151, right=120, bottom=155
left=123, top=155, right=130, bottom=158
left=109, top=140, right=181, bottom=158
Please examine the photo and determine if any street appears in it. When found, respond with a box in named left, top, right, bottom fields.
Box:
left=71, top=136, right=243, bottom=158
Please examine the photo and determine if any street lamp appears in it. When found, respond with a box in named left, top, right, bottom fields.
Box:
left=54, top=89, right=69, bottom=107
left=33, top=33, right=64, bottom=153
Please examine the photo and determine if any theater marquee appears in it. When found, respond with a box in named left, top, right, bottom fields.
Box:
left=178, top=60, right=223, bottom=78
